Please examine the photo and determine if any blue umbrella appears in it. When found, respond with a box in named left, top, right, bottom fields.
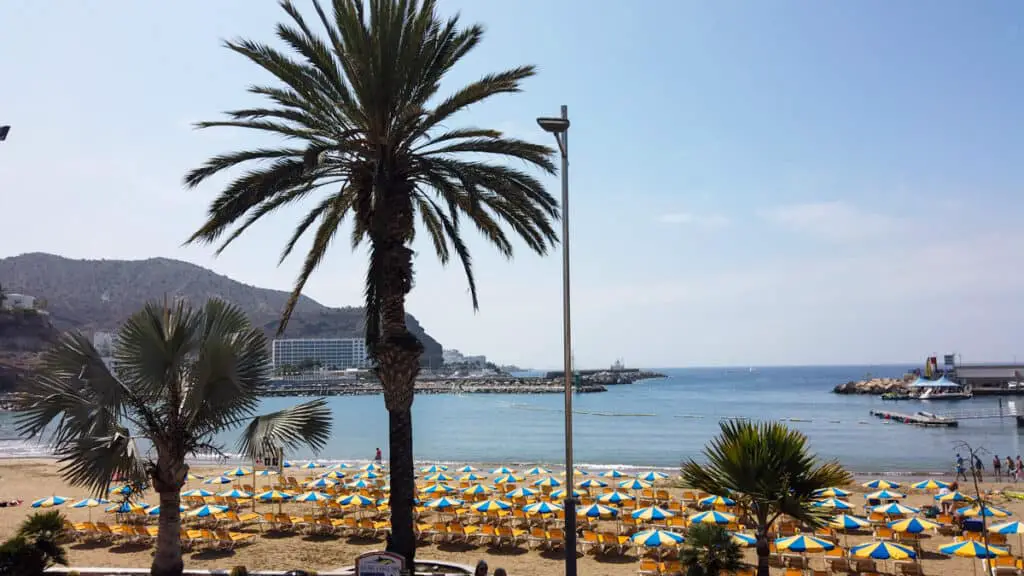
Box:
left=203, top=476, right=232, bottom=485
left=830, top=514, right=871, bottom=530
left=578, top=503, right=619, bottom=518
left=424, top=496, right=464, bottom=510
left=420, top=464, right=449, bottom=474
left=31, top=496, right=70, bottom=508
left=689, top=510, right=736, bottom=525
left=217, top=489, right=252, bottom=499
left=145, top=504, right=187, bottom=516
left=523, top=501, right=563, bottom=515
left=730, top=532, right=757, bottom=547
left=813, top=498, right=854, bottom=511
left=872, top=503, right=919, bottom=516
left=776, top=535, right=836, bottom=552
left=632, top=506, right=674, bottom=521
left=638, top=471, right=670, bottom=482
left=181, top=489, right=212, bottom=498
left=631, top=529, right=685, bottom=548
left=187, top=504, right=228, bottom=518
left=578, top=479, right=608, bottom=489
left=851, top=541, right=918, bottom=560
left=108, top=485, right=134, bottom=496
left=71, top=498, right=109, bottom=509
left=105, top=502, right=147, bottom=513
left=939, top=540, right=1008, bottom=559
left=865, top=490, right=905, bottom=500
left=305, top=478, right=337, bottom=490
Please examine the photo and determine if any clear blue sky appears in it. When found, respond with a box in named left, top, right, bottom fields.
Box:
left=2, top=1, right=1022, bottom=368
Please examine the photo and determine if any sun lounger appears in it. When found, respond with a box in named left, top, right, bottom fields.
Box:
left=637, top=559, right=659, bottom=576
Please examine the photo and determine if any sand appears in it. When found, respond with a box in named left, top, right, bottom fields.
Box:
left=1, top=459, right=1021, bottom=575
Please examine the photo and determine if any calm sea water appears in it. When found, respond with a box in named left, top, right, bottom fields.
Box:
left=4, top=366, right=1024, bottom=473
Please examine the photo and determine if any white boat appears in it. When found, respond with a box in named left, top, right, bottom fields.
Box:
left=913, top=376, right=972, bottom=400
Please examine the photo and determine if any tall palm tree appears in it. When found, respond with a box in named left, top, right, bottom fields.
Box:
left=15, top=299, right=332, bottom=576
left=182, top=0, right=558, bottom=564
left=679, top=524, right=743, bottom=576
left=681, top=420, right=852, bottom=576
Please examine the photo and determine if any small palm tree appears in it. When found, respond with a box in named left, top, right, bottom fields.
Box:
left=15, top=299, right=332, bottom=576
left=681, top=420, right=852, bottom=576
left=183, top=0, right=558, bottom=564
left=680, top=524, right=743, bottom=576
left=0, top=510, right=68, bottom=574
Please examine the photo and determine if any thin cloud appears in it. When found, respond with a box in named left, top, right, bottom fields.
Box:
left=759, top=201, right=904, bottom=241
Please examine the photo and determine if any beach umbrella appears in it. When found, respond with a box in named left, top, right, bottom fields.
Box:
left=108, top=485, right=134, bottom=496
left=888, top=517, right=942, bottom=534
left=550, top=488, right=585, bottom=500
left=337, top=493, right=375, bottom=507
left=505, top=487, right=537, bottom=499
left=578, top=503, right=619, bottom=519
left=282, top=460, right=294, bottom=468
left=420, top=483, right=456, bottom=495
left=813, top=498, right=854, bottom=511
left=305, top=477, right=337, bottom=490
left=459, top=473, right=484, bottom=482
left=223, top=467, right=252, bottom=477
left=256, top=490, right=293, bottom=502
left=145, top=504, right=187, bottom=516
left=203, top=476, right=232, bottom=485
left=361, top=462, right=384, bottom=471
left=638, top=471, right=670, bottom=482
left=829, top=514, right=871, bottom=530
left=523, top=501, right=563, bottom=515
left=493, top=474, right=524, bottom=485
left=813, top=487, right=851, bottom=498
left=620, top=479, right=653, bottom=492
left=532, top=476, right=563, bottom=488
left=939, top=540, right=1008, bottom=558
left=106, top=502, right=147, bottom=514
left=851, top=541, right=917, bottom=560
left=775, top=535, right=835, bottom=553
left=424, top=496, right=464, bottom=510
left=865, top=489, right=905, bottom=500
left=862, top=479, right=900, bottom=490
left=293, top=491, right=330, bottom=504
left=31, top=496, right=70, bottom=508
left=255, top=469, right=278, bottom=477
left=730, top=532, right=757, bottom=547
left=958, top=504, right=1011, bottom=518
left=186, top=473, right=204, bottom=482
left=71, top=497, right=108, bottom=520
left=871, top=503, right=919, bottom=516
left=689, top=510, right=736, bottom=525
left=936, top=491, right=974, bottom=502
left=329, top=462, right=350, bottom=470
left=912, top=479, right=950, bottom=491
left=525, top=466, right=552, bottom=476
left=425, top=472, right=454, bottom=483
left=600, top=469, right=627, bottom=479
left=299, top=462, right=321, bottom=470
left=217, top=489, right=252, bottom=499
left=559, top=468, right=590, bottom=477
left=697, top=494, right=735, bottom=507
left=354, top=471, right=380, bottom=480
left=490, top=466, right=515, bottom=475
left=320, top=470, right=346, bottom=480
left=420, top=464, right=449, bottom=474
left=181, top=489, right=212, bottom=498
left=631, top=528, right=685, bottom=548
left=472, top=499, right=513, bottom=513
left=462, top=484, right=494, bottom=496
left=346, top=479, right=373, bottom=489
left=632, top=506, right=675, bottom=522
left=187, top=504, right=227, bottom=518
left=598, top=491, right=636, bottom=505
left=989, top=520, right=1024, bottom=554
left=578, top=478, right=608, bottom=489
left=458, top=465, right=478, bottom=473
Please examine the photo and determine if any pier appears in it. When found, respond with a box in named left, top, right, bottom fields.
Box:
left=869, top=409, right=959, bottom=427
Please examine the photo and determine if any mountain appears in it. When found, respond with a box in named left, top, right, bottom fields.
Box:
left=0, top=253, right=443, bottom=365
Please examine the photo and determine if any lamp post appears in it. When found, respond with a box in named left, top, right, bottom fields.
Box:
left=536, top=105, right=575, bottom=576
left=0, top=126, right=10, bottom=141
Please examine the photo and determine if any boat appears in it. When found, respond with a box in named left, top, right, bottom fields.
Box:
left=881, top=391, right=911, bottom=401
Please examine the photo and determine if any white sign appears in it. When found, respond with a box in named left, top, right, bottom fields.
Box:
left=356, top=551, right=406, bottom=576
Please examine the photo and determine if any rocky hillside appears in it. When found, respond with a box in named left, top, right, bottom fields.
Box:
left=0, top=309, right=60, bottom=391
left=0, top=253, right=443, bottom=364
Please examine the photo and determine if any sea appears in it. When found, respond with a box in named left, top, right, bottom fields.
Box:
left=2, top=365, right=1023, bottom=475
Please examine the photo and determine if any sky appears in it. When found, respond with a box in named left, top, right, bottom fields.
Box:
left=1, top=1, right=1022, bottom=369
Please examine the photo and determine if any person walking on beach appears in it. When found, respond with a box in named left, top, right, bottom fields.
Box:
left=956, top=453, right=968, bottom=481
left=474, top=560, right=489, bottom=576
left=974, top=454, right=984, bottom=482
left=1017, top=455, right=1023, bottom=482
left=1007, top=456, right=1015, bottom=482
left=994, top=455, right=1002, bottom=479
left=374, top=447, right=382, bottom=463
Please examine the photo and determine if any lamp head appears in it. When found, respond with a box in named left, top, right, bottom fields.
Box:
left=536, top=117, right=570, bottom=134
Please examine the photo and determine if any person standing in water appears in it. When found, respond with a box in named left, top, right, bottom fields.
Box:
left=374, top=447, right=382, bottom=463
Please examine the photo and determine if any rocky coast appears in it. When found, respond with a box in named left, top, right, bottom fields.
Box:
left=260, top=377, right=610, bottom=397
left=832, top=374, right=915, bottom=395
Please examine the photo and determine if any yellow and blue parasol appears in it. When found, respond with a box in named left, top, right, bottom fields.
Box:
left=532, top=476, right=563, bottom=488
left=419, top=483, right=456, bottom=495
left=71, top=498, right=108, bottom=509
left=851, top=541, right=917, bottom=560
left=865, top=489, right=905, bottom=500
left=337, top=493, right=375, bottom=507
left=698, top=495, right=735, bottom=507
left=490, top=466, right=515, bottom=475
left=578, top=479, right=608, bottom=489
left=939, top=540, right=1009, bottom=558
left=425, top=472, right=454, bottom=483
left=912, top=479, right=950, bottom=491
left=106, top=502, right=147, bottom=513
left=631, top=529, right=684, bottom=548
left=461, top=484, right=494, bottom=496
left=186, top=504, right=227, bottom=517
left=523, top=501, right=563, bottom=515
left=829, top=514, right=871, bottom=530
left=505, top=487, right=537, bottom=499
left=458, top=465, right=477, bottom=473
left=203, top=476, right=232, bottom=485
left=578, top=503, right=619, bottom=518
left=295, top=491, right=331, bottom=503
left=256, top=490, right=293, bottom=502
left=632, top=506, right=675, bottom=522
left=550, top=488, right=585, bottom=500
left=223, top=467, right=252, bottom=477
left=862, top=479, right=900, bottom=490
left=730, top=532, right=757, bottom=547
left=460, top=473, right=484, bottom=482
left=472, top=499, right=512, bottom=513
left=936, top=491, right=973, bottom=502
left=871, top=503, right=919, bottom=516
left=638, top=471, right=669, bottom=482
left=524, top=466, right=552, bottom=476
left=775, top=535, right=835, bottom=552
left=217, top=489, right=252, bottom=499
left=305, top=478, right=337, bottom=490
left=144, top=504, right=186, bottom=516
left=620, top=479, right=653, bottom=491
left=31, top=496, right=70, bottom=508
left=299, top=462, right=321, bottom=470
left=320, top=471, right=346, bottom=480
left=888, top=517, right=941, bottom=534
left=689, top=510, right=736, bottom=525
left=420, top=464, right=448, bottom=474
left=424, top=496, right=464, bottom=509
left=813, top=498, right=853, bottom=511
left=181, top=488, right=211, bottom=498
left=493, top=474, right=524, bottom=485
left=600, top=469, right=627, bottom=479
left=813, top=487, right=851, bottom=498
left=598, top=491, right=636, bottom=505
left=958, top=504, right=1010, bottom=518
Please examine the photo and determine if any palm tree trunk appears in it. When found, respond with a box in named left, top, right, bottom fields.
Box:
left=755, top=527, right=770, bottom=576
left=151, top=457, right=188, bottom=576
left=151, top=490, right=184, bottom=576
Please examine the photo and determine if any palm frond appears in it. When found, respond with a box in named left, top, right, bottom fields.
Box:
left=237, top=398, right=332, bottom=460
left=55, top=430, right=146, bottom=497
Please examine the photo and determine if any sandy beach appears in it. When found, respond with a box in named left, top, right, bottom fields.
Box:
left=2, top=458, right=1023, bottom=575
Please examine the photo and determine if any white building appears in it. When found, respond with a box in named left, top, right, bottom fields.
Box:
left=271, top=338, right=370, bottom=370
left=1, top=293, right=35, bottom=311
left=442, top=349, right=487, bottom=368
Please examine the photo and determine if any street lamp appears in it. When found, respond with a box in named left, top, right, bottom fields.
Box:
left=0, top=126, right=10, bottom=142
left=536, top=105, right=576, bottom=576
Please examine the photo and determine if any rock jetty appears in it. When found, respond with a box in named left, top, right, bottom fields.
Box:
left=832, top=375, right=915, bottom=395
left=260, top=377, right=607, bottom=397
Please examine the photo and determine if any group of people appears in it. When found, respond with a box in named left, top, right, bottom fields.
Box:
left=475, top=560, right=507, bottom=576
left=954, top=452, right=1024, bottom=482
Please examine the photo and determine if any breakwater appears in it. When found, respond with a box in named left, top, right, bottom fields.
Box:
left=832, top=375, right=915, bottom=395
left=259, top=378, right=608, bottom=397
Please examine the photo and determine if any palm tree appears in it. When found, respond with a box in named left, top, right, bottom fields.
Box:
left=681, top=420, right=852, bottom=576
left=15, top=299, right=332, bottom=576
left=680, top=524, right=743, bottom=576
left=0, top=510, right=68, bottom=574
left=182, top=0, right=558, bottom=565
